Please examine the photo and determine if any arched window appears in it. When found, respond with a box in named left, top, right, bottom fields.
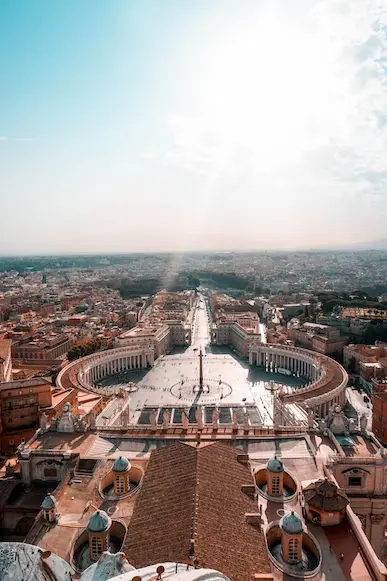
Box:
left=272, top=475, right=280, bottom=495
left=288, top=539, right=299, bottom=563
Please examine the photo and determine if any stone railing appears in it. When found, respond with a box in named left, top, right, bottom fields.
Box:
left=57, top=344, right=154, bottom=395
left=250, top=344, right=348, bottom=407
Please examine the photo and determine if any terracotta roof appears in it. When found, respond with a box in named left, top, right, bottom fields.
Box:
left=124, top=442, right=197, bottom=567
left=0, top=339, right=11, bottom=360
left=304, top=478, right=349, bottom=511
left=124, top=442, right=271, bottom=581
left=0, top=479, right=19, bottom=509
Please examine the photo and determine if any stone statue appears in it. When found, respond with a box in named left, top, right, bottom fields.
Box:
left=182, top=408, right=189, bottom=429
left=121, top=405, right=130, bottom=426
left=232, top=410, right=239, bottom=430
left=88, top=409, right=96, bottom=428
left=326, top=405, right=354, bottom=435
left=57, top=403, right=76, bottom=433
left=243, top=410, right=250, bottom=431
left=77, top=417, right=86, bottom=432
left=40, top=412, right=48, bottom=430
left=212, top=407, right=219, bottom=430
left=150, top=410, right=158, bottom=430
left=307, top=407, right=314, bottom=429
left=195, top=406, right=203, bottom=429
left=360, top=413, right=368, bottom=433
left=163, top=409, right=171, bottom=429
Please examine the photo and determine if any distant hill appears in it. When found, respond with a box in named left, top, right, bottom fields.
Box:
left=309, top=239, right=387, bottom=252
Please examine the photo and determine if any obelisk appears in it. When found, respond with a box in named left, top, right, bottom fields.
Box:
left=199, top=347, right=204, bottom=391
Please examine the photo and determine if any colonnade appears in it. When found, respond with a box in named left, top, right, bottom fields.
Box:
left=249, top=347, right=319, bottom=381
left=84, top=351, right=154, bottom=384
left=248, top=345, right=348, bottom=420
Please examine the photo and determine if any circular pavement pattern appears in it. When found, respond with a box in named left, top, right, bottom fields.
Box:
left=170, top=377, right=233, bottom=403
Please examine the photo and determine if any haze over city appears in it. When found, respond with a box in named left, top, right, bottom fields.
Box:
left=1, top=0, right=387, bottom=254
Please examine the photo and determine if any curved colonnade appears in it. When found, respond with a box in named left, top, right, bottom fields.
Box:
left=249, top=344, right=348, bottom=417
left=57, top=344, right=154, bottom=396
left=57, top=343, right=348, bottom=419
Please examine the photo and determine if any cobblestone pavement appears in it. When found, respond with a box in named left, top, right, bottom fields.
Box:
left=100, top=295, right=306, bottom=427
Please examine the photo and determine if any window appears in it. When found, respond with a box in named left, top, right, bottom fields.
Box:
left=44, top=468, right=58, bottom=478
left=115, top=475, right=126, bottom=494
left=288, top=539, right=299, bottom=563
left=348, top=477, right=362, bottom=487
left=91, top=536, right=103, bottom=559
left=272, top=475, right=280, bottom=495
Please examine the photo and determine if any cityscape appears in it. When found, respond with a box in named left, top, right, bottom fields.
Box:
left=2, top=1, right=387, bottom=581
left=1, top=250, right=387, bottom=581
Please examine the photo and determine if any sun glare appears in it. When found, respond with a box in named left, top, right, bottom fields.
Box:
left=195, top=7, right=350, bottom=171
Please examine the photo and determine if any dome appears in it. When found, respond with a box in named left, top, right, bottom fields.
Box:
left=304, top=478, right=349, bottom=511
left=41, top=493, right=57, bottom=510
left=112, top=456, right=130, bottom=472
left=280, top=511, right=304, bottom=535
left=87, top=510, right=111, bottom=533
left=315, top=479, right=338, bottom=498
left=267, top=456, right=284, bottom=473
left=0, top=542, right=74, bottom=581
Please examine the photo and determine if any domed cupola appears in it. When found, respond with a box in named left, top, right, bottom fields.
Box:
left=112, top=456, right=131, bottom=495
left=266, top=456, right=285, bottom=497
left=41, top=493, right=57, bottom=523
left=87, top=509, right=111, bottom=533
left=280, top=511, right=304, bottom=535
left=112, top=456, right=130, bottom=473
left=267, top=456, right=284, bottom=474
left=87, top=510, right=112, bottom=561
left=280, top=511, right=304, bottom=564
left=303, top=477, right=349, bottom=526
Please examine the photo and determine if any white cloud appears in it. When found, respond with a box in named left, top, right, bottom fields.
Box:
left=164, top=0, right=387, bottom=239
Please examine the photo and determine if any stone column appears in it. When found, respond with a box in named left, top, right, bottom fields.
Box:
left=19, top=454, right=32, bottom=485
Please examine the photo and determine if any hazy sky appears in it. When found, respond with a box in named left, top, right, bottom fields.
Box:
left=1, top=0, right=387, bottom=254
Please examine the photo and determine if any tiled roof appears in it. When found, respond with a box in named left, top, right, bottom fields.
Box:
left=0, top=339, right=11, bottom=360
left=0, top=377, right=51, bottom=390
left=124, top=442, right=197, bottom=567
left=0, top=479, right=19, bottom=508
left=124, top=442, right=271, bottom=581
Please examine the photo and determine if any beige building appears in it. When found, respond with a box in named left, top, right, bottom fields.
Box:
left=288, top=321, right=346, bottom=355
left=0, top=338, right=12, bottom=382
left=11, top=334, right=73, bottom=361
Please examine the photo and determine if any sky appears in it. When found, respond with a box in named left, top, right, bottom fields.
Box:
left=1, top=0, right=387, bottom=255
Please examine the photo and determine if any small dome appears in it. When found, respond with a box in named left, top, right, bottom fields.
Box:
left=41, top=493, right=57, bottom=510
left=87, top=510, right=111, bottom=533
left=315, top=479, right=338, bottom=498
left=112, top=456, right=130, bottom=472
left=280, top=511, right=304, bottom=535
left=267, top=456, right=284, bottom=473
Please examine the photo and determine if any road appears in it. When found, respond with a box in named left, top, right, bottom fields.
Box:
left=190, top=294, right=211, bottom=352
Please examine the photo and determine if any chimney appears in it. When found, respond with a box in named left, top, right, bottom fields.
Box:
left=245, top=513, right=262, bottom=526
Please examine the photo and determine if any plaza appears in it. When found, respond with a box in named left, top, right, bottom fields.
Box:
left=99, top=299, right=307, bottom=427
